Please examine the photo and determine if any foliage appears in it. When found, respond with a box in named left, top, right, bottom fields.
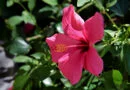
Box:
left=0, top=0, right=130, bottom=90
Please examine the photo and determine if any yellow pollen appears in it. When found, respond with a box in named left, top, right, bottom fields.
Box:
left=55, top=44, right=67, bottom=52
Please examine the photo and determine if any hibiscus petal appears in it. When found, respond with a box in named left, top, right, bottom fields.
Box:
left=62, top=5, right=85, bottom=40
left=62, top=5, right=73, bottom=31
left=84, top=12, right=104, bottom=44
left=64, top=24, right=85, bottom=41
left=58, top=50, right=84, bottom=85
left=46, top=34, right=81, bottom=63
left=71, top=10, right=84, bottom=30
left=84, top=46, right=103, bottom=76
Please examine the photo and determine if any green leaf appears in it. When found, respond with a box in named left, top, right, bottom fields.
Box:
left=38, top=6, right=56, bottom=18
left=7, top=37, right=31, bottom=55
left=60, top=78, right=72, bottom=87
left=112, top=70, right=123, bottom=87
left=31, top=52, right=44, bottom=59
left=110, top=0, right=129, bottom=17
left=106, top=0, right=117, bottom=8
left=121, top=44, right=130, bottom=75
left=102, top=70, right=116, bottom=90
left=7, top=16, right=23, bottom=26
left=89, top=84, right=96, bottom=90
left=77, top=0, right=90, bottom=7
left=6, top=0, right=14, bottom=7
left=127, top=26, right=130, bottom=34
left=39, top=6, right=54, bottom=13
left=20, top=65, right=31, bottom=71
left=43, top=77, right=53, bottom=86
left=13, top=73, right=29, bottom=90
left=42, top=0, right=58, bottom=6
left=92, top=76, right=99, bottom=83
left=28, top=0, right=36, bottom=11
left=22, top=11, right=36, bottom=25
left=6, top=0, right=19, bottom=7
left=14, top=55, right=32, bottom=63
left=55, top=23, right=64, bottom=33
left=104, top=30, right=116, bottom=44
left=105, top=30, right=116, bottom=37
left=94, top=0, right=105, bottom=11
left=31, top=65, right=51, bottom=80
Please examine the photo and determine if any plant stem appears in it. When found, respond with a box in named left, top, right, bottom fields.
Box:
left=26, top=35, right=42, bottom=41
left=105, top=11, right=120, bottom=30
left=17, top=2, right=28, bottom=11
left=77, top=2, right=93, bottom=13
left=86, top=75, right=94, bottom=88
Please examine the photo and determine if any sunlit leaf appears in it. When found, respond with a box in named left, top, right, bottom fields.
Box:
left=94, top=0, right=105, bottom=11
left=106, top=0, right=117, bottom=8
left=60, top=78, right=72, bottom=87
left=6, top=0, right=19, bottom=7
left=42, top=0, right=58, bottom=6
left=20, top=65, right=31, bottom=71
left=31, top=52, right=44, bottom=59
left=22, top=11, right=36, bottom=25
left=92, top=76, right=99, bottom=83
left=28, top=0, right=36, bottom=11
left=14, top=55, right=32, bottom=63
left=77, top=0, right=90, bottom=7
left=89, top=84, right=96, bottom=90
left=55, top=23, right=64, bottom=33
left=105, top=30, right=116, bottom=37
left=7, top=16, right=23, bottom=26
left=6, top=0, right=14, bottom=7
left=7, top=37, right=31, bottom=55
left=112, top=70, right=123, bottom=86
left=39, top=6, right=54, bottom=13
left=43, top=77, right=53, bottom=86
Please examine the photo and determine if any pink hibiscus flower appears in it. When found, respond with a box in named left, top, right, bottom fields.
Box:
left=46, top=5, right=104, bottom=85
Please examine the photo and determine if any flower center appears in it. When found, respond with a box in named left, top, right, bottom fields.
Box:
left=76, top=44, right=89, bottom=52
left=79, top=41, right=89, bottom=52
left=54, top=44, right=67, bottom=52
